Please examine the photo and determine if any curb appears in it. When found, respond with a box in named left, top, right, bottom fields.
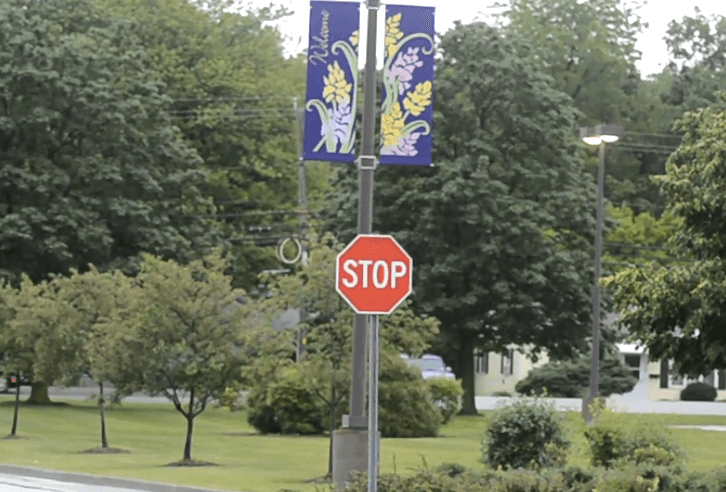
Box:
left=0, top=465, right=241, bottom=492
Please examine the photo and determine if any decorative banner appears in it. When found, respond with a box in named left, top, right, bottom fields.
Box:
left=303, top=1, right=360, bottom=163
left=380, top=5, right=435, bottom=166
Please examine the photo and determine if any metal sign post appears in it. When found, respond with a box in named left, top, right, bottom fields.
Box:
left=367, top=314, right=380, bottom=492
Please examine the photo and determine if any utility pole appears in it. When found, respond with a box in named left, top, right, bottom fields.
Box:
left=293, top=97, right=309, bottom=363
left=332, top=0, right=380, bottom=487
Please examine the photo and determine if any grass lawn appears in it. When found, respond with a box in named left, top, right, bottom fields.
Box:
left=1, top=397, right=726, bottom=492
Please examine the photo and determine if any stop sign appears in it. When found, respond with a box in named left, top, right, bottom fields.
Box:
left=336, top=234, right=413, bottom=315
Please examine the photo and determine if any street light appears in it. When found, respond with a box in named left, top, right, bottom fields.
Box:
left=579, top=123, right=623, bottom=424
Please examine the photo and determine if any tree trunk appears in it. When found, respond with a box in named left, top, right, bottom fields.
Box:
left=99, top=382, right=109, bottom=448
left=183, top=388, right=195, bottom=462
left=26, top=383, right=51, bottom=405
left=10, top=382, right=20, bottom=436
left=459, top=340, right=478, bottom=415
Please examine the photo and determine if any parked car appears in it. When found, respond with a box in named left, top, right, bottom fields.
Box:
left=401, top=353, right=456, bottom=380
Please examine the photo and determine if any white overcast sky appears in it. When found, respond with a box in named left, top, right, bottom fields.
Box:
left=258, top=0, right=723, bottom=78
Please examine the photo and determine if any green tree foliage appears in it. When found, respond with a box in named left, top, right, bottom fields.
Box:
left=493, top=0, right=645, bottom=124
left=0, top=0, right=217, bottom=285
left=603, top=204, right=681, bottom=273
left=603, top=97, right=726, bottom=377
left=90, top=0, right=328, bottom=288
left=102, top=251, right=249, bottom=463
left=515, top=353, right=637, bottom=398
left=323, top=23, right=597, bottom=414
left=5, top=268, right=134, bottom=448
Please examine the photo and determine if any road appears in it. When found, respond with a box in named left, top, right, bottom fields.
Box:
left=0, top=473, right=142, bottom=492
left=7, top=386, right=173, bottom=404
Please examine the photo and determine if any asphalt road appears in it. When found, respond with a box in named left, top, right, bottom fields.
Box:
left=0, top=473, right=142, bottom=492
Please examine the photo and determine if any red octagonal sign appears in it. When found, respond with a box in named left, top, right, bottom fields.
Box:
left=336, top=234, right=413, bottom=315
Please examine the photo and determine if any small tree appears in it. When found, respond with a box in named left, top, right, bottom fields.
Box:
left=105, top=250, right=249, bottom=464
left=0, top=282, right=22, bottom=437
left=13, top=267, right=135, bottom=451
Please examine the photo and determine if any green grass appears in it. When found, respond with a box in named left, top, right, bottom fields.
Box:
left=1, top=397, right=726, bottom=492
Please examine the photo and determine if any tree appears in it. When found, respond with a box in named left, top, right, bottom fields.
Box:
left=323, top=22, right=597, bottom=414
left=0, top=282, right=22, bottom=436
left=89, top=0, right=327, bottom=289
left=7, top=267, right=135, bottom=450
left=603, top=96, right=726, bottom=377
left=256, top=235, right=439, bottom=477
left=103, top=251, right=250, bottom=464
left=493, top=0, right=645, bottom=124
left=603, top=204, right=682, bottom=273
left=0, top=0, right=218, bottom=286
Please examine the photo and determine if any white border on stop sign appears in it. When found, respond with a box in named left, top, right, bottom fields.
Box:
left=334, top=234, right=413, bottom=315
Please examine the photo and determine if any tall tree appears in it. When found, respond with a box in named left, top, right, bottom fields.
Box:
left=604, top=95, right=726, bottom=376
left=0, top=0, right=218, bottom=285
left=90, top=0, right=325, bottom=289
left=323, top=22, right=597, bottom=414
left=103, top=251, right=250, bottom=464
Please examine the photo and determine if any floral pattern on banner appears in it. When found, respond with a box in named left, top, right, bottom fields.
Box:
left=380, top=10, right=434, bottom=159
left=304, top=8, right=359, bottom=158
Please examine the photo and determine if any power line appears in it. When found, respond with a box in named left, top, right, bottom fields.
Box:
left=171, top=95, right=298, bottom=103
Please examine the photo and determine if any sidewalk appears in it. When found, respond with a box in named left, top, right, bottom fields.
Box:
left=475, top=396, right=726, bottom=416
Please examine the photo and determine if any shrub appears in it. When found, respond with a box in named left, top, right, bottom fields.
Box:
left=264, top=366, right=325, bottom=435
left=217, top=381, right=243, bottom=412
left=516, top=354, right=637, bottom=398
left=584, top=406, right=687, bottom=468
left=680, top=381, right=717, bottom=402
left=481, top=396, right=570, bottom=470
left=491, top=391, right=512, bottom=397
left=378, top=353, right=442, bottom=437
left=427, top=378, right=464, bottom=424
left=247, top=365, right=324, bottom=435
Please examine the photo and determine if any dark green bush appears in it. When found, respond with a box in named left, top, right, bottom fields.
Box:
left=247, top=365, right=324, bottom=435
left=481, top=396, right=570, bottom=470
left=585, top=407, right=687, bottom=468
left=378, top=353, right=442, bottom=437
left=680, top=381, right=717, bottom=402
left=516, top=354, right=637, bottom=398
left=427, top=378, right=464, bottom=424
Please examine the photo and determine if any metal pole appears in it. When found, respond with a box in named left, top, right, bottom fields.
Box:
left=348, top=0, right=380, bottom=430
left=589, top=142, right=605, bottom=405
left=293, top=97, right=309, bottom=363
left=367, top=314, right=380, bottom=492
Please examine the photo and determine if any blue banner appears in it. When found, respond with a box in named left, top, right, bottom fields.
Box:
left=303, top=1, right=360, bottom=163
left=380, top=5, right=435, bottom=166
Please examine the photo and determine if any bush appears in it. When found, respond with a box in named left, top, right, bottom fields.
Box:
left=680, top=381, right=717, bottom=401
left=584, top=406, right=687, bottom=468
left=491, top=391, right=512, bottom=397
left=378, top=353, right=443, bottom=437
left=247, top=365, right=324, bottom=435
left=481, top=396, right=570, bottom=470
left=217, top=381, right=243, bottom=411
left=427, top=378, right=463, bottom=424
left=516, top=353, right=637, bottom=398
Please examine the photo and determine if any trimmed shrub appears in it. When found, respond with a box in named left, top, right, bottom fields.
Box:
left=481, top=396, right=570, bottom=470
left=427, top=378, right=464, bottom=424
left=516, top=354, right=637, bottom=398
left=680, top=381, right=717, bottom=402
left=584, top=406, right=687, bottom=468
left=378, top=353, right=442, bottom=437
left=247, top=365, right=324, bottom=435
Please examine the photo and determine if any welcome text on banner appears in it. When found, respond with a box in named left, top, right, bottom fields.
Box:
left=303, top=1, right=360, bottom=163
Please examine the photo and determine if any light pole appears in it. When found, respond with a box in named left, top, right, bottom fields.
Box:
left=579, top=123, right=623, bottom=424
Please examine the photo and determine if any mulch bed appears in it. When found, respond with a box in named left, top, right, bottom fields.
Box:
left=165, top=459, right=219, bottom=467
left=80, top=447, right=131, bottom=454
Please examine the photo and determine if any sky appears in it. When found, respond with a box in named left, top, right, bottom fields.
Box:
left=258, top=0, right=723, bottom=77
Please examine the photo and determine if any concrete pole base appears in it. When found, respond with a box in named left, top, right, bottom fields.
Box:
left=332, top=428, right=378, bottom=490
